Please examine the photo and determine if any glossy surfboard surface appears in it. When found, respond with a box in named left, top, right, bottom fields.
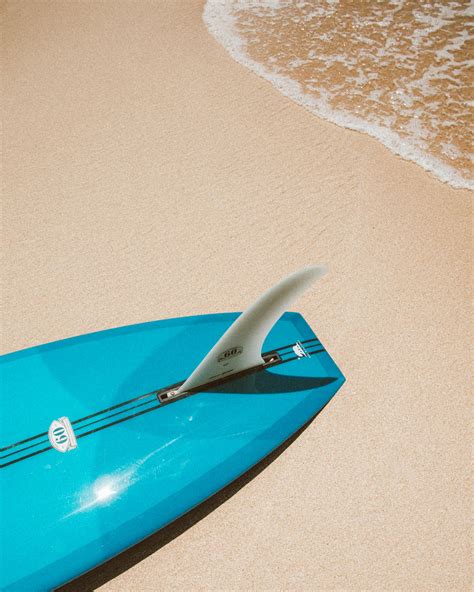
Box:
left=0, top=312, right=344, bottom=591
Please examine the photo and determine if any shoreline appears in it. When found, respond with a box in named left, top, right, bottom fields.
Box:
left=3, top=1, right=472, bottom=590
left=203, top=0, right=473, bottom=192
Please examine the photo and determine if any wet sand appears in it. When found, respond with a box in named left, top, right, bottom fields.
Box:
left=2, top=1, right=472, bottom=590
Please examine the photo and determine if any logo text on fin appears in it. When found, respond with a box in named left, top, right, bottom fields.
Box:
left=218, top=346, right=243, bottom=363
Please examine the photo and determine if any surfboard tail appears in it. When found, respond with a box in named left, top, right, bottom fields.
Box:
left=177, top=266, right=327, bottom=394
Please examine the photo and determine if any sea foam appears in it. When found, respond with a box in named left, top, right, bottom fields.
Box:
left=203, top=0, right=473, bottom=191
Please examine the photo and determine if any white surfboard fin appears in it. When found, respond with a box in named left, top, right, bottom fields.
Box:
left=176, top=265, right=327, bottom=395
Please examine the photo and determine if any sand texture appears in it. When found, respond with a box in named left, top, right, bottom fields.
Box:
left=2, top=1, right=472, bottom=590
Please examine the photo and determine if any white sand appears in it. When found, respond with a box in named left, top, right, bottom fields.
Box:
left=3, top=1, right=472, bottom=590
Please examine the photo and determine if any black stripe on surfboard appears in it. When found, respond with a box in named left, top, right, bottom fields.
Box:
left=0, top=446, right=54, bottom=468
left=0, top=430, right=49, bottom=453
left=276, top=338, right=320, bottom=353
left=1, top=348, right=328, bottom=469
left=0, top=339, right=318, bottom=454
left=0, top=343, right=326, bottom=463
left=0, top=391, right=162, bottom=460
left=0, top=398, right=164, bottom=462
left=0, top=344, right=327, bottom=464
left=0, top=388, right=172, bottom=456
left=0, top=342, right=326, bottom=467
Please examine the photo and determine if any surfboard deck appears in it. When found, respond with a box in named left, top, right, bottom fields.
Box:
left=0, top=312, right=345, bottom=591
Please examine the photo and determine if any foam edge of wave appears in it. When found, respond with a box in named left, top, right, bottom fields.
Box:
left=203, top=0, right=473, bottom=192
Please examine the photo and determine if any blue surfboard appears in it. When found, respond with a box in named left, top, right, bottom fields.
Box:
left=0, top=268, right=345, bottom=590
